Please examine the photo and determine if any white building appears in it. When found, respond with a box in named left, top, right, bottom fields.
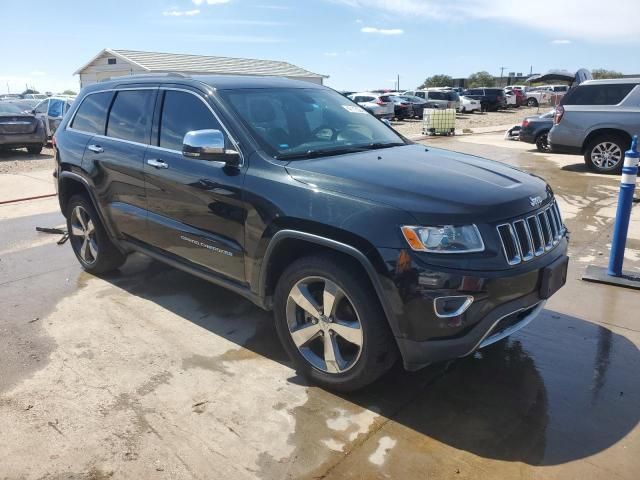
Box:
left=74, top=48, right=327, bottom=88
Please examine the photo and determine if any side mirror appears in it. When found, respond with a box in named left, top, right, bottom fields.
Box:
left=182, top=129, right=240, bottom=167
left=31, top=109, right=36, bottom=114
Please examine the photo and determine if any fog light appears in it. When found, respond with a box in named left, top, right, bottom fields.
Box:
left=433, top=295, right=474, bottom=318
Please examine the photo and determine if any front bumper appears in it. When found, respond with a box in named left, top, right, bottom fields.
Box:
left=375, top=241, right=568, bottom=370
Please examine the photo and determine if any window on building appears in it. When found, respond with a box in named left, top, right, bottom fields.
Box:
left=107, top=58, right=117, bottom=65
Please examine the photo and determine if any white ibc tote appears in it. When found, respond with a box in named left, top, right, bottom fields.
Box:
left=422, top=108, right=456, bottom=136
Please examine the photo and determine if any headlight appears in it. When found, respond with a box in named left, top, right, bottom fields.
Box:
left=401, top=225, right=485, bottom=253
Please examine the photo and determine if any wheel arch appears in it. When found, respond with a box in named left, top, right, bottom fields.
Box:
left=58, top=171, right=123, bottom=249
left=582, top=128, right=631, bottom=153
left=259, top=229, right=402, bottom=337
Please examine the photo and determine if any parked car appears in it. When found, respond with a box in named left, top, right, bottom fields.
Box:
left=462, top=88, right=507, bottom=112
left=54, top=74, right=568, bottom=391
left=3, top=99, right=40, bottom=113
left=22, top=93, right=48, bottom=100
left=523, top=87, right=552, bottom=107
left=504, top=87, right=524, bottom=107
left=33, top=96, right=75, bottom=138
left=0, top=94, right=23, bottom=101
left=0, top=101, right=46, bottom=154
left=519, top=110, right=555, bottom=152
left=458, top=96, right=481, bottom=113
left=396, top=95, right=433, bottom=118
left=348, top=92, right=394, bottom=119
left=549, top=78, right=640, bottom=173
left=388, top=95, right=413, bottom=119
left=402, top=90, right=459, bottom=110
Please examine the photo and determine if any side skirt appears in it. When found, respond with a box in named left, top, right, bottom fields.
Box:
left=120, top=239, right=269, bottom=311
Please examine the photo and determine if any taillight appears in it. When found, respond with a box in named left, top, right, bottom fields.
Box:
left=554, top=106, right=565, bottom=124
left=376, top=99, right=385, bottom=106
left=522, top=119, right=529, bottom=128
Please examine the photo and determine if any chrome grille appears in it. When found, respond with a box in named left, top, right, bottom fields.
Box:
left=497, top=201, right=565, bottom=265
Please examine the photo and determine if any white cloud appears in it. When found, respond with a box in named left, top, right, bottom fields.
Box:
left=551, top=39, right=572, bottom=44
left=192, top=0, right=230, bottom=4
left=361, top=26, right=403, bottom=35
left=163, top=8, right=201, bottom=16
left=333, top=0, right=639, bottom=43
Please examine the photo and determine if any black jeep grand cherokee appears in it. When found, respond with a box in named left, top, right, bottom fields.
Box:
left=54, top=74, right=568, bottom=391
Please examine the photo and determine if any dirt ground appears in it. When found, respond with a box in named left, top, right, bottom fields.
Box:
left=392, top=105, right=546, bottom=137
left=0, top=146, right=55, bottom=174
left=0, top=134, right=639, bottom=479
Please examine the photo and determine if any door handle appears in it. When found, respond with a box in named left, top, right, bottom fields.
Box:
left=147, top=158, right=169, bottom=169
left=87, top=144, right=103, bottom=153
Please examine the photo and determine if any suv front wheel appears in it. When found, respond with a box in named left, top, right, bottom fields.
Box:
left=274, top=254, right=397, bottom=391
left=584, top=134, right=628, bottom=174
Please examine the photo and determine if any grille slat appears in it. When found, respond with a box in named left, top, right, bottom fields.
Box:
left=497, top=201, right=565, bottom=265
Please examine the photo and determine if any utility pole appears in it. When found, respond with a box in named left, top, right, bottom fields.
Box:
left=499, top=66, right=507, bottom=87
left=396, top=74, right=400, bottom=92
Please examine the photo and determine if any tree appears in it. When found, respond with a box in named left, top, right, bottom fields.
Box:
left=591, top=68, right=624, bottom=79
left=21, top=88, right=40, bottom=95
left=419, top=74, right=453, bottom=89
left=467, top=71, right=495, bottom=88
left=62, top=89, right=78, bottom=96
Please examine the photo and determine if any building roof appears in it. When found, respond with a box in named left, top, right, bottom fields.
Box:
left=74, top=48, right=327, bottom=79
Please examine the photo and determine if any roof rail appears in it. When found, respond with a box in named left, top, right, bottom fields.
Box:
left=99, top=72, right=190, bottom=83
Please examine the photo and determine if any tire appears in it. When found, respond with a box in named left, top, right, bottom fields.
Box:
left=461, top=106, right=466, bottom=113
left=535, top=131, right=550, bottom=152
left=583, top=134, right=628, bottom=174
left=66, top=195, right=126, bottom=274
left=527, top=98, right=538, bottom=107
left=27, top=146, right=42, bottom=154
left=274, top=253, right=397, bottom=391
left=480, top=102, right=488, bottom=113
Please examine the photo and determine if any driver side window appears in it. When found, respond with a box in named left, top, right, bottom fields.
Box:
left=159, top=90, right=223, bottom=151
left=35, top=100, right=48, bottom=114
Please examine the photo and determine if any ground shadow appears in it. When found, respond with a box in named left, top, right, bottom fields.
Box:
left=561, top=162, right=592, bottom=173
left=99, top=255, right=640, bottom=467
left=0, top=148, right=52, bottom=162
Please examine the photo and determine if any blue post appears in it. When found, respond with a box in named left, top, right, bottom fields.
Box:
left=608, top=135, right=639, bottom=277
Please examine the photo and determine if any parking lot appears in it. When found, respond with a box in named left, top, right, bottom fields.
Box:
left=1, top=133, right=638, bottom=479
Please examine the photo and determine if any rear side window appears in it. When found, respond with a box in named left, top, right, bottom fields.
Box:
left=562, top=84, right=635, bottom=105
left=429, top=91, right=446, bottom=100
left=379, top=95, right=391, bottom=102
left=71, top=92, right=113, bottom=134
left=35, top=100, right=48, bottom=114
left=415, top=92, right=426, bottom=99
left=485, top=89, right=503, bottom=95
left=107, top=90, right=155, bottom=143
left=466, top=89, right=481, bottom=95
left=48, top=99, right=64, bottom=118
left=159, top=90, right=222, bottom=151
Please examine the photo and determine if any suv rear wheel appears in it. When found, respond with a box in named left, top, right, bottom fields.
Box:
left=584, top=134, right=628, bottom=174
left=66, top=195, right=126, bottom=274
left=274, top=254, right=397, bottom=391
left=527, top=98, right=538, bottom=107
left=535, top=131, right=550, bottom=152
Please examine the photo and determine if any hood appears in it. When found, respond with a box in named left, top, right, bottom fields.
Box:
left=526, top=68, right=592, bottom=87
left=285, top=144, right=551, bottom=225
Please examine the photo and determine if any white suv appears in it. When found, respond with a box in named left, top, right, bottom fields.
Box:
left=348, top=92, right=395, bottom=119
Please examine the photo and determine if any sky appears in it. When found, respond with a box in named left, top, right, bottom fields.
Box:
left=2, top=0, right=639, bottom=94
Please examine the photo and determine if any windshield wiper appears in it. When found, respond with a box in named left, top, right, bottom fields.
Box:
left=275, top=142, right=406, bottom=160
left=275, top=146, right=368, bottom=160
left=359, top=142, right=406, bottom=150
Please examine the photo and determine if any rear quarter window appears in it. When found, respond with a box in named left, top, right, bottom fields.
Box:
left=428, top=91, right=446, bottom=100
left=562, top=84, right=635, bottom=105
left=70, top=92, right=113, bottom=134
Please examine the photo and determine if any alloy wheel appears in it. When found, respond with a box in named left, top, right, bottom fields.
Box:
left=285, top=276, right=363, bottom=374
left=591, top=142, right=622, bottom=170
left=536, top=133, right=550, bottom=152
left=69, top=206, right=98, bottom=264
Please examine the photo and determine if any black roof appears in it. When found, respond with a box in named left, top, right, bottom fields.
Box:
left=84, top=73, right=324, bottom=94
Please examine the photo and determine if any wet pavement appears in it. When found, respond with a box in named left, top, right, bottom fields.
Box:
left=0, top=137, right=639, bottom=479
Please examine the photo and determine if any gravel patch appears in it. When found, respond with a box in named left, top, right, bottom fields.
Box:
left=392, top=106, right=549, bottom=138
left=0, top=147, right=55, bottom=174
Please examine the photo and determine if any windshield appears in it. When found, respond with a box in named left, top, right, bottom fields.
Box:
left=219, top=87, right=406, bottom=159
left=0, top=103, right=24, bottom=115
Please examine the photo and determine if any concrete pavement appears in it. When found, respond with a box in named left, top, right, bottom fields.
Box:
left=0, top=137, right=639, bottom=479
